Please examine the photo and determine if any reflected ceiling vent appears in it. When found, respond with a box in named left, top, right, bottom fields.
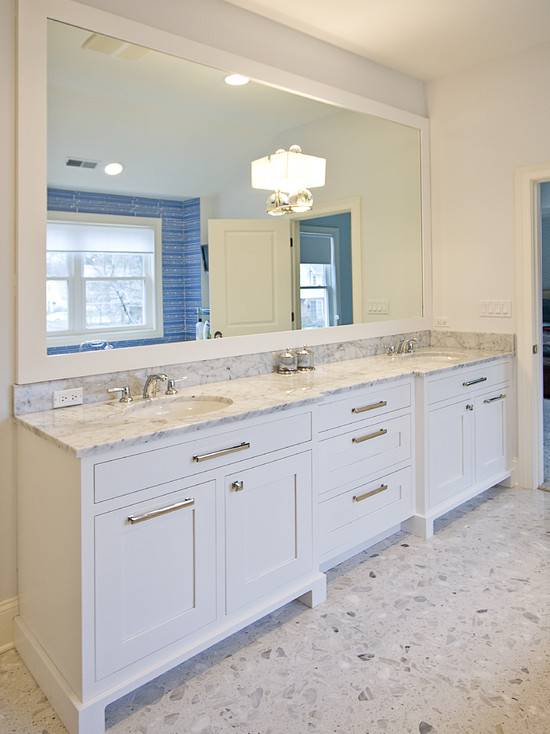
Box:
left=81, top=33, right=150, bottom=61
left=65, top=157, right=98, bottom=170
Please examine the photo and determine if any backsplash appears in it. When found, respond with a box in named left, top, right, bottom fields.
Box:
left=13, top=330, right=514, bottom=415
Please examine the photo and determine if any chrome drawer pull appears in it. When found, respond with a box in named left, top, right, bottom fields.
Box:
left=463, top=377, right=487, bottom=387
left=352, top=428, right=388, bottom=444
left=483, top=393, right=506, bottom=404
left=351, top=400, right=387, bottom=414
left=127, top=497, right=194, bottom=524
left=192, top=441, right=250, bottom=463
left=353, top=484, right=388, bottom=503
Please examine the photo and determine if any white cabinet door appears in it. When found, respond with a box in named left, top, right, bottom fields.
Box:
left=427, top=400, right=475, bottom=509
left=208, top=218, right=292, bottom=337
left=225, top=452, right=313, bottom=614
left=95, top=479, right=217, bottom=680
left=475, top=391, right=508, bottom=482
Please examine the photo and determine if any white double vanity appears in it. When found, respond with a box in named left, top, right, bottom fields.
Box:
left=14, top=348, right=513, bottom=734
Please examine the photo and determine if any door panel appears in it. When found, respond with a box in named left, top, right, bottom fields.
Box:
left=95, top=479, right=216, bottom=680
left=428, top=401, right=475, bottom=508
left=475, top=392, right=508, bottom=482
left=225, top=452, right=313, bottom=614
left=208, top=219, right=292, bottom=337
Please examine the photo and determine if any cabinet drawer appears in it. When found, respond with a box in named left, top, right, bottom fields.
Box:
left=318, top=413, right=411, bottom=495
left=426, top=360, right=511, bottom=405
left=94, top=412, right=311, bottom=502
left=317, top=381, right=411, bottom=432
left=319, top=466, right=413, bottom=561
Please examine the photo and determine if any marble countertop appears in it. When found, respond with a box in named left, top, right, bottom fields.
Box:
left=15, top=349, right=513, bottom=458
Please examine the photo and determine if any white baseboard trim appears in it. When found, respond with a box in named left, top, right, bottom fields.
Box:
left=0, top=596, right=19, bottom=654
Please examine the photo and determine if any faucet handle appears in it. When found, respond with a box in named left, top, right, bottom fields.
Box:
left=165, top=378, right=178, bottom=396
left=107, top=385, right=133, bottom=403
left=385, top=344, right=396, bottom=355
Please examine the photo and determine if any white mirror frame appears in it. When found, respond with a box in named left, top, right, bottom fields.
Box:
left=17, top=0, right=432, bottom=384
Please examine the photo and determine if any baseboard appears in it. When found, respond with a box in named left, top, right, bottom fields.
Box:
left=0, top=596, right=19, bottom=654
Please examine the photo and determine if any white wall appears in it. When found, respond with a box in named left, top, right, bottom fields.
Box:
left=0, top=0, right=426, bottom=623
left=428, top=43, right=550, bottom=333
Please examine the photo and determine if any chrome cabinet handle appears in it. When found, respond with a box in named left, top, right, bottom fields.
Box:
left=231, top=480, right=244, bottom=492
left=463, top=377, right=487, bottom=387
left=353, top=484, right=388, bottom=503
left=192, top=441, right=251, bottom=463
left=483, top=393, right=506, bottom=404
left=352, top=428, right=388, bottom=444
left=351, top=400, right=387, bottom=414
left=127, top=497, right=194, bottom=524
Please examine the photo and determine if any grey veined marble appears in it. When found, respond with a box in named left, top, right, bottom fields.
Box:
left=13, top=330, right=513, bottom=415
left=1, top=486, right=549, bottom=733
left=15, top=348, right=512, bottom=457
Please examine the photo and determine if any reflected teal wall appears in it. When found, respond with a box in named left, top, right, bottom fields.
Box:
left=300, top=212, right=353, bottom=325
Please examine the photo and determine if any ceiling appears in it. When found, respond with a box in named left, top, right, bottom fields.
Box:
left=226, top=0, right=550, bottom=80
left=47, top=20, right=339, bottom=198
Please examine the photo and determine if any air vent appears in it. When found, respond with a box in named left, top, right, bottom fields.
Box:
left=65, top=157, right=98, bottom=170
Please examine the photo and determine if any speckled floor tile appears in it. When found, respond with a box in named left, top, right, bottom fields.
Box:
left=1, top=486, right=549, bottom=734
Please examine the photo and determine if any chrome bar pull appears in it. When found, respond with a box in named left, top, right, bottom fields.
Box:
left=231, top=480, right=244, bottom=492
left=353, top=484, right=388, bottom=503
left=351, top=400, right=387, bottom=414
left=463, top=377, right=487, bottom=387
left=483, top=393, right=506, bottom=404
left=192, top=441, right=251, bottom=463
left=127, top=497, right=194, bottom=524
left=352, top=428, right=388, bottom=444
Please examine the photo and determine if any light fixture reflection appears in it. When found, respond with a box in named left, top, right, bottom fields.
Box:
left=251, top=145, right=326, bottom=215
left=224, top=73, right=250, bottom=86
left=104, top=162, right=124, bottom=176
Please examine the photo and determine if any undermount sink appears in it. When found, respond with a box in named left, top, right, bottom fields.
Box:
left=121, top=394, right=233, bottom=420
left=400, top=350, right=466, bottom=362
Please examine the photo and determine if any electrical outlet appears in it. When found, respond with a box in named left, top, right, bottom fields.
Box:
left=53, top=387, right=83, bottom=409
left=434, top=317, right=449, bottom=328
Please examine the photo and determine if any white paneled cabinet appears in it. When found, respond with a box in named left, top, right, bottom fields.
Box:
left=225, top=452, right=312, bottom=614
left=95, top=479, right=217, bottom=680
left=15, top=359, right=514, bottom=734
left=412, top=358, right=512, bottom=539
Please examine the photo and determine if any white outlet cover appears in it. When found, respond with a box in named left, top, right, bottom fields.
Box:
left=53, top=387, right=83, bottom=408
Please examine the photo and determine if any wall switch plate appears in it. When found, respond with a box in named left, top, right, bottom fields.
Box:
left=367, top=299, right=389, bottom=315
left=53, top=387, right=83, bottom=409
left=434, top=317, right=449, bottom=328
left=480, top=300, right=512, bottom=318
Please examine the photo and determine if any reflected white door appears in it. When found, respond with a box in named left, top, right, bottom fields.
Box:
left=208, top=219, right=292, bottom=337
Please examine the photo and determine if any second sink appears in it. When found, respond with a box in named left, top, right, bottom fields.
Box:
left=123, top=394, right=233, bottom=420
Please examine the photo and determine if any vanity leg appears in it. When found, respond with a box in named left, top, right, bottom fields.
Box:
left=404, top=515, right=434, bottom=540
left=298, top=574, right=327, bottom=608
left=77, top=701, right=106, bottom=734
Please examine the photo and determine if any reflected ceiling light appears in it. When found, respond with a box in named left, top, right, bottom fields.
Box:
left=104, top=162, right=124, bottom=176
left=251, top=145, right=326, bottom=216
left=224, top=73, right=250, bottom=86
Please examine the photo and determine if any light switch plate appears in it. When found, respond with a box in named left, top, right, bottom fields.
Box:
left=367, top=299, right=389, bottom=315
left=434, top=317, right=449, bottom=328
left=480, top=300, right=512, bottom=318
left=53, top=387, right=83, bottom=408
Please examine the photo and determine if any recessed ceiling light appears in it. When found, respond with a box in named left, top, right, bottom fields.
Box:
left=224, top=74, right=250, bottom=86
left=104, top=162, right=124, bottom=176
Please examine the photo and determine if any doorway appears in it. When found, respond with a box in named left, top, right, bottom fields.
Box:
left=540, top=182, right=550, bottom=487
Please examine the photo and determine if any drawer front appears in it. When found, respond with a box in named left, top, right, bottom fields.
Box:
left=94, top=412, right=312, bottom=503
left=317, top=381, right=411, bottom=432
left=319, top=466, right=413, bottom=561
left=427, top=360, right=511, bottom=405
left=318, top=413, right=411, bottom=495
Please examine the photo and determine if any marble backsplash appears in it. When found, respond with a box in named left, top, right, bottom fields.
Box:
left=13, top=330, right=514, bottom=415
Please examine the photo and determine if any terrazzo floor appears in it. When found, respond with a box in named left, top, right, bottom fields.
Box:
left=1, top=486, right=549, bottom=734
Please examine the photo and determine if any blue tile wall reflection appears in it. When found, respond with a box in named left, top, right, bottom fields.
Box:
left=47, top=189, right=201, bottom=354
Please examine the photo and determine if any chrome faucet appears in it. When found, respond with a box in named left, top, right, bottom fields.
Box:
left=397, top=337, right=417, bottom=354
left=143, top=373, right=168, bottom=399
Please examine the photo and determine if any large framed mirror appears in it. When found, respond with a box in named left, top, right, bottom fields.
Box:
left=17, top=0, right=431, bottom=383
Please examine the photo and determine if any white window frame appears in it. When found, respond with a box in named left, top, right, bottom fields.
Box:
left=46, top=212, right=164, bottom=348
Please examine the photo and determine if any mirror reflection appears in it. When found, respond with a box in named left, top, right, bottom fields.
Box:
left=46, top=20, right=423, bottom=354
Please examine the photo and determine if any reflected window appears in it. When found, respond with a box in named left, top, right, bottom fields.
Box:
left=46, top=215, right=162, bottom=348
